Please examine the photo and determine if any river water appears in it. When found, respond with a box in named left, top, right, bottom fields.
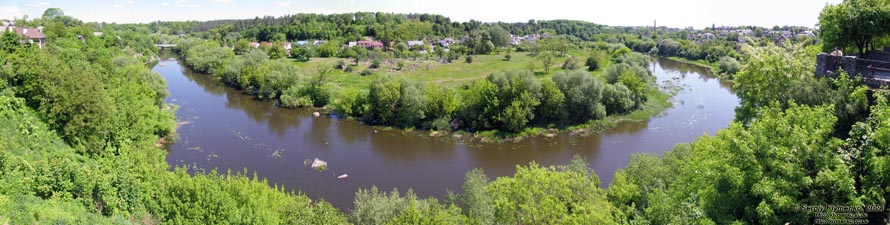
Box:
left=154, top=55, right=738, bottom=210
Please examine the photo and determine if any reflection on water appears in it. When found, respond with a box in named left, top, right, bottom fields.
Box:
left=157, top=53, right=739, bottom=210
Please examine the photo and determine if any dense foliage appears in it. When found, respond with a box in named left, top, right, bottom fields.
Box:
left=0, top=12, right=345, bottom=224
left=819, top=0, right=890, bottom=56
left=331, top=64, right=653, bottom=133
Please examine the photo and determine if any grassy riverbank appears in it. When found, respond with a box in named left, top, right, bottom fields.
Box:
left=293, top=51, right=612, bottom=92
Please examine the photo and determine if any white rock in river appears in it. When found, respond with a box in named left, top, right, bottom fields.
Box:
left=313, top=112, right=321, bottom=117
left=310, top=158, right=327, bottom=169
left=337, top=174, right=349, bottom=179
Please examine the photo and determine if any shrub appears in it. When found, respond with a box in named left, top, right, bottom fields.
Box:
left=586, top=55, right=600, bottom=71
left=718, top=56, right=741, bottom=76
left=465, top=55, right=474, bottom=64
left=562, top=57, right=581, bottom=70
left=361, top=69, right=374, bottom=76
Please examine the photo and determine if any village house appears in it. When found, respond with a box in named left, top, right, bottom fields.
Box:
left=406, top=40, right=425, bottom=50
left=438, top=38, right=455, bottom=47
left=249, top=42, right=260, bottom=48
left=3, top=22, right=46, bottom=47
left=510, top=35, right=523, bottom=45
left=699, top=33, right=716, bottom=40
left=357, top=40, right=383, bottom=49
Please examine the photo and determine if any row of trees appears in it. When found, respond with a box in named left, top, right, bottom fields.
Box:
left=333, top=63, right=652, bottom=133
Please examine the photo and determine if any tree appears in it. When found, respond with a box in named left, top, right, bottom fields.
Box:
left=538, top=51, right=554, bottom=73
left=267, top=42, right=287, bottom=59
left=488, top=25, right=511, bottom=48
left=562, top=56, right=581, bottom=70
left=535, top=79, right=566, bottom=123
left=234, top=39, right=251, bottom=55
left=395, top=80, right=427, bottom=128
left=271, top=32, right=287, bottom=42
left=553, top=70, right=606, bottom=122
left=819, top=0, right=890, bottom=57
left=586, top=55, right=600, bottom=71
left=460, top=169, right=494, bottom=225
left=42, top=8, right=65, bottom=19
left=368, top=76, right=402, bottom=124
left=1, top=30, right=20, bottom=54
left=717, top=56, right=740, bottom=76
left=487, top=158, right=617, bottom=224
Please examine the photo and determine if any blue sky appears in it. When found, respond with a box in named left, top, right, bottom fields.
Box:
left=1, top=0, right=842, bottom=28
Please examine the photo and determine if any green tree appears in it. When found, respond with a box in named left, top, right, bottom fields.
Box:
left=586, top=55, right=600, bottom=71
left=819, top=0, right=890, bottom=56
left=267, top=42, right=287, bottom=59
left=42, top=8, right=65, bottom=19
left=234, top=39, right=251, bottom=55
left=488, top=25, right=511, bottom=48
left=538, top=51, right=554, bottom=73
left=553, top=70, right=607, bottom=123
left=368, top=76, right=402, bottom=124
left=562, top=56, right=581, bottom=70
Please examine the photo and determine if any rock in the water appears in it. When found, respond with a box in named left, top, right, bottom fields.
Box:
left=337, top=174, right=349, bottom=179
left=313, top=112, right=321, bottom=117
left=310, top=158, right=327, bottom=171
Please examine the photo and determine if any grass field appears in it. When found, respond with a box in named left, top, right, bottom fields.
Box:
left=291, top=51, right=612, bottom=92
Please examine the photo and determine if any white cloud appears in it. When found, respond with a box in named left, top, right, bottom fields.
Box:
left=112, top=3, right=124, bottom=8
left=0, top=5, right=24, bottom=19
left=209, top=0, right=233, bottom=3
left=26, top=2, right=51, bottom=8
left=276, top=1, right=292, bottom=7
left=128, top=0, right=136, bottom=4
left=167, top=0, right=197, bottom=7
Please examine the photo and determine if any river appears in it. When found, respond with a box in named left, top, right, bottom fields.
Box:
left=154, top=54, right=738, bottom=210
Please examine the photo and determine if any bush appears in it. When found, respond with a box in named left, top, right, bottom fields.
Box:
left=370, top=59, right=381, bottom=69
left=553, top=70, right=607, bottom=122
left=562, top=57, right=581, bottom=70
left=586, top=55, right=600, bottom=71
left=718, top=56, right=741, bottom=76
left=361, top=69, right=374, bottom=76
left=504, top=54, right=512, bottom=61
left=465, top=55, right=474, bottom=64
left=602, top=83, right=635, bottom=114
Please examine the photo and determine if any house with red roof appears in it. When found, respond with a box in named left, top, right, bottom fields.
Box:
left=357, top=40, right=383, bottom=49
left=3, top=22, right=45, bottom=47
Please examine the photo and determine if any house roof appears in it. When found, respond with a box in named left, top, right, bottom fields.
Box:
left=15, top=27, right=45, bottom=39
left=406, top=40, right=424, bottom=46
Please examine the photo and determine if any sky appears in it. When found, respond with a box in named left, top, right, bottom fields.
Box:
left=1, top=0, right=843, bottom=28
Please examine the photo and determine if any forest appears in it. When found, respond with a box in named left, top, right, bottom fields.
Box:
left=2, top=0, right=890, bottom=224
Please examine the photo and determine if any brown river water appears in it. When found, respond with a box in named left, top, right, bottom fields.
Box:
left=155, top=54, right=738, bottom=210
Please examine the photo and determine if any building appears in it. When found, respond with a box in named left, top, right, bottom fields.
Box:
left=438, top=38, right=455, bottom=47
left=406, top=40, right=425, bottom=50
left=249, top=42, right=260, bottom=48
left=3, top=22, right=46, bottom=47
left=357, top=40, right=383, bottom=49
